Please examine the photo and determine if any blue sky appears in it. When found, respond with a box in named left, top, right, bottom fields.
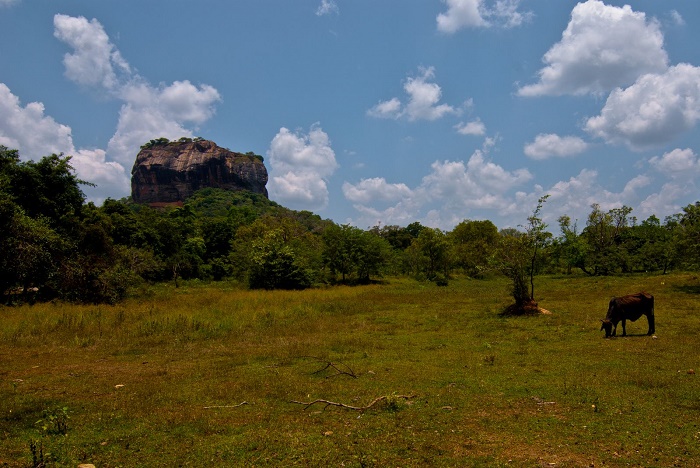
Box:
left=1, top=0, right=700, bottom=231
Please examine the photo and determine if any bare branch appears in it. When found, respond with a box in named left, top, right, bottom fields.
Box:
left=204, top=401, right=250, bottom=409
left=302, top=356, right=358, bottom=379
left=290, top=394, right=416, bottom=412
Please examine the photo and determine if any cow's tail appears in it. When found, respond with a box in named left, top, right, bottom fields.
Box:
left=648, top=295, right=655, bottom=335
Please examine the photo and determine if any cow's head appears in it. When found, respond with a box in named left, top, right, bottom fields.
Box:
left=600, top=319, right=613, bottom=337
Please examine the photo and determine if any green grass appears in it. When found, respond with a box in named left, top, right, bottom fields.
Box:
left=1, top=273, right=699, bottom=467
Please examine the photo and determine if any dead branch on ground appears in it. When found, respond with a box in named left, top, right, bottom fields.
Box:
left=290, top=394, right=416, bottom=412
left=301, top=356, right=357, bottom=379
left=204, top=401, right=250, bottom=409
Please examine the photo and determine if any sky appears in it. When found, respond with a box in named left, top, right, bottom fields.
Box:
left=1, top=0, right=700, bottom=231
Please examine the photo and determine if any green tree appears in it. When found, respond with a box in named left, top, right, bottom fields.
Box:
left=0, top=200, right=64, bottom=301
left=323, top=224, right=392, bottom=283
left=580, top=204, right=632, bottom=275
left=406, top=227, right=451, bottom=282
left=248, top=229, right=313, bottom=290
left=448, top=219, right=499, bottom=277
left=554, top=215, right=588, bottom=274
left=232, top=215, right=321, bottom=288
left=493, top=195, right=550, bottom=313
left=1, top=150, right=91, bottom=234
left=322, top=224, right=357, bottom=282
left=675, top=202, right=700, bottom=270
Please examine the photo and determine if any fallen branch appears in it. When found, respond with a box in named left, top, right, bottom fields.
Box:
left=290, top=394, right=416, bottom=412
left=302, top=356, right=357, bottom=379
left=204, top=401, right=250, bottom=409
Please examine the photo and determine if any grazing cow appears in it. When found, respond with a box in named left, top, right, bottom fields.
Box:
left=600, top=292, right=655, bottom=337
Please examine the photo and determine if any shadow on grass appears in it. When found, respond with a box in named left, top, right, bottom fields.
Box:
left=604, top=333, right=655, bottom=339
left=674, top=284, right=700, bottom=295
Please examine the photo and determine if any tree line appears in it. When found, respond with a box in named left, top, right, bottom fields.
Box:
left=2, top=147, right=700, bottom=305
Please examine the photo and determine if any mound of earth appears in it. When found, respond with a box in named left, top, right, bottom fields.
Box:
left=502, top=299, right=551, bottom=316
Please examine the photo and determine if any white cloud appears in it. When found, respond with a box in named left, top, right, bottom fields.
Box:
left=455, top=119, right=486, bottom=136
left=649, top=148, right=700, bottom=179
left=316, top=0, right=339, bottom=16
left=0, top=13, right=225, bottom=202
left=524, top=134, right=588, bottom=160
left=640, top=149, right=700, bottom=220
left=367, top=98, right=402, bottom=120
left=638, top=182, right=689, bottom=219
left=584, top=64, right=700, bottom=150
left=267, top=124, right=338, bottom=210
left=518, top=0, right=668, bottom=97
left=53, top=14, right=222, bottom=172
left=367, top=67, right=460, bottom=122
left=157, top=81, right=221, bottom=124
left=0, top=83, right=128, bottom=196
left=342, top=178, right=412, bottom=205
left=437, top=0, right=486, bottom=32
left=437, top=0, right=531, bottom=33
left=0, top=0, right=20, bottom=8
left=344, top=150, right=532, bottom=228
left=0, top=84, right=72, bottom=157
left=53, top=14, right=131, bottom=92
left=670, top=10, right=685, bottom=27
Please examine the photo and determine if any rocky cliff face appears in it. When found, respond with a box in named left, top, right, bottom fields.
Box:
left=131, top=139, right=268, bottom=204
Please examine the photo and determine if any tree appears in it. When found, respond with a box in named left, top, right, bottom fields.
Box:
left=493, top=195, right=550, bottom=314
left=406, top=227, right=451, bottom=282
left=322, top=224, right=391, bottom=284
left=248, top=229, right=313, bottom=290
left=553, top=215, right=588, bottom=274
left=580, top=204, right=632, bottom=275
left=232, top=215, right=321, bottom=288
left=1, top=150, right=91, bottom=234
left=448, top=219, right=499, bottom=277
left=675, top=202, right=700, bottom=270
left=0, top=200, right=64, bottom=301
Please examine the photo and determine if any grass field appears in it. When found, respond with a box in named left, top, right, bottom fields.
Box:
left=1, top=273, right=699, bottom=467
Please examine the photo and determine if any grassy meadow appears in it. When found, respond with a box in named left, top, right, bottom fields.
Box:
left=1, top=273, right=699, bottom=467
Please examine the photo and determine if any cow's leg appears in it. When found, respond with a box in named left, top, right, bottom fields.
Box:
left=621, top=319, right=627, bottom=336
left=647, top=313, right=655, bottom=335
left=611, top=322, right=617, bottom=336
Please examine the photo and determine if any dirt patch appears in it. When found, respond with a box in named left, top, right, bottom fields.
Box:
left=501, top=300, right=551, bottom=316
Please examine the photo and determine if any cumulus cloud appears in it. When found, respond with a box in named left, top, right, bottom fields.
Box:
left=524, top=134, right=588, bottom=160
left=518, top=0, right=668, bottom=97
left=0, top=14, right=223, bottom=201
left=316, top=0, right=339, bottom=16
left=584, top=64, right=700, bottom=150
left=455, top=119, right=486, bottom=136
left=437, top=0, right=531, bottom=33
left=267, top=124, right=338, bottom=210
left=52, top=14, right=221, bottom=174
left=649, top=148, right=700, bottom=179
left=367, top=67, right=460, bottom=121
left=0, top=83, right=127, bottom=197
left=367, top=98, right=402, bottom=120
left=343, top=150, right=532, bottom=228
left=639, top=149, right=700, bottom=217
left=342, top=178, right=413, bottom=205
left=53, top=14, right=131, bottom=92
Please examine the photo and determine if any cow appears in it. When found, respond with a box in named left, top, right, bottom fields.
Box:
left=600, top=292, right=655, bottom=338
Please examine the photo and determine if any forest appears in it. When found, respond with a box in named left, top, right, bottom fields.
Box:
left=2, top=146, right=700, bottom=305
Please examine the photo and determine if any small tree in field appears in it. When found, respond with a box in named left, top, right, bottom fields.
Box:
left=495, top=195, right=550, bottom=314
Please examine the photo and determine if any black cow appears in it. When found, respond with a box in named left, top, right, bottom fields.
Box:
left=600, top=292, right=655, bottom=337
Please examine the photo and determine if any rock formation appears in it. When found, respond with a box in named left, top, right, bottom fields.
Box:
left=131, top=139, right=268, bottom=204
